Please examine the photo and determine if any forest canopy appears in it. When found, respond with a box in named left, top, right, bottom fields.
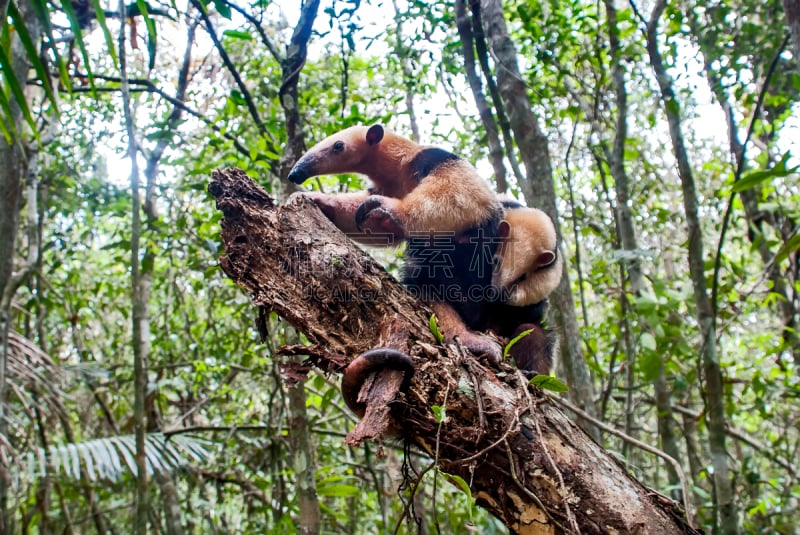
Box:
left=0, top=0, right=798, bottom=533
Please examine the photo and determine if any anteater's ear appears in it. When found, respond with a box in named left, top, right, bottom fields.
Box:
left=536, top=250, right=557, bottom=269
left=366, top=124, right=384, bottom=146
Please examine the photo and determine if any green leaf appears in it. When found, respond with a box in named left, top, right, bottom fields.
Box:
left=7, top=0, right=59, bottom=118
left=0, top=38, right=38, bottom=140
left=230, top=89, right=246, bottom=106
left=431, top=404, right=445, bottom=423
left=664, top=98, right=680, bottom=116
left=141, top=252, right=155, bottom=273
left=429, top=314, right=444, bottom=343
left=101, top=239, right=131, bottom=251
left=640, top=332, right=656, bottom=351
left=529, top=375, right=569, bottom=392
left=503, top=328, right=533, bottom=360
left=147, top=25, right=158, bottom=70
left=733, top=153, right=798, bottom=193
left=88, top=0, right=118, bottom=66
left=223, top=29, right=253, bottom=40
left=213, top=0, right=232, bottom=19
left=317, top=483, right=359, bottom=497
left=0, top=88, right=17, bottom=144
left=445, top=472, right=472, bottom=499
left=775, top=232, right=800, bottom=265
left=790, top=71, right=800, bottom=92
left=28, top=0, right=71, bottom=94
left=134, top=0, right=159, bottom=71
left=20, top=433, right=208, bottom=482
left=441, top=471, right=475, bottom=522
left=639, top=351, right=662, bottom=382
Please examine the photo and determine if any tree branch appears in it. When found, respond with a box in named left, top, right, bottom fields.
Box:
left=69, top=72, right=254, bottom=157
left=455, top=0, right=507, bottom=193
left=224, top=0, right=282, bottom=61
left=190, top=0, right=267, bottom=137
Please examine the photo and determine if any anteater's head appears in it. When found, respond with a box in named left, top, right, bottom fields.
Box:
left=287, top=125, right=385, bottom=184
left=492, top=207, right=563, bottom=307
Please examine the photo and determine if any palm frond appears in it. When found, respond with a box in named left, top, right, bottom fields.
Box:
left=23, top=433, right=211, bottom=483
left=7, top=330, right=67, bottom=418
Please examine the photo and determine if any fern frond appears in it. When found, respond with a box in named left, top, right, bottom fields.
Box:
left=22, top=433, right=210, bottom=483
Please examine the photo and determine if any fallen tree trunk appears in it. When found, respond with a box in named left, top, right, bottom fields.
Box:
left=209, top=167, right=697, bottom=535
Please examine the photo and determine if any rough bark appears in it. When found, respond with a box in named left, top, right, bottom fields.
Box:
left=641, top=1, right=738, bottom=532
left=476, top=0, right=599, bottom=431
left=209, top=167, right=699, bottom=535
left=0, top=0, right=41, bottom=530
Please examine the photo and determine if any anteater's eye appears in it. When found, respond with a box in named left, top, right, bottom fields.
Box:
left=332, top=141, right=345, bottom=153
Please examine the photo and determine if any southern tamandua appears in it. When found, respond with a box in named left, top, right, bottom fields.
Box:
left=492, top=200, right=563, bottom=309
left=288, top=125, right=505, bottom=386
left=373, top=196, right=563, bottom=375
left=481, top=199, right=563, bottom=375
left=288, top=124, right=501, bottom=245
left=341, top=195, right=564, bottom=377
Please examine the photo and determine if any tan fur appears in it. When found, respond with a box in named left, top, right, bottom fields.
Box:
left=492, top=207, right=563, bottom=307
left=293, top=126, right=416, bottom=195
left=296, top=190, right=368, bottom=234
left=291, top=125, right=498, bottom=234
left=398, top=159, right=497, bottom=233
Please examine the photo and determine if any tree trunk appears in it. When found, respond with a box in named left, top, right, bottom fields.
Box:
left=469, top=2, right=525, bottom=186
left=0, top=0, right=41, bottom=530
left=276, top=4, right=323, bottom=531
left=156, top=473, right=184, bottom=535
left=476, top=0, right=598, bottom=432
left=391, top=0, right=421, bottom=143
left=278, top=0, right=320, bottom=199
left=208, top=167, right=699, bottom=534
left=287, top=378, right=322, bottom=534
left=643, top=2, right=738, bottom=532
left=455, top=0, right=507, bottom=193
left=117, top=2, right=149, bottom=531
left=602, top=0, right=683, bottom=501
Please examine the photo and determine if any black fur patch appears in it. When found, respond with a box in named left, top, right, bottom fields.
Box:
left=482, top=300, right=549, bottom=332
left=402, top=212, right=502, bottom=328
left=500, top=198, right=525, bottom=210
left=408, top=148, right=460, bottom=182
left=481, top=303, right=555, bottom=376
